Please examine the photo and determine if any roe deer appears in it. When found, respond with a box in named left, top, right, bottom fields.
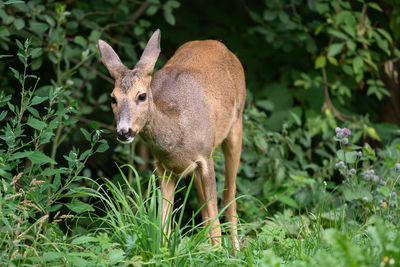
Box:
left=98, top=29, right=246, bottom=252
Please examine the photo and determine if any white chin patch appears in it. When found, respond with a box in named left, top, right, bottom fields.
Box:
left=117, top=137, right=135, bottom=144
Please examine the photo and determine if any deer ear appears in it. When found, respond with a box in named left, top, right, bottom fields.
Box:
left=98, top=39, right=128, bottom=80
left=136, top=29, right=161, bottom=75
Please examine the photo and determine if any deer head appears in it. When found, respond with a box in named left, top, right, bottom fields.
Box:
left=98, top=30, right=161, bottom=143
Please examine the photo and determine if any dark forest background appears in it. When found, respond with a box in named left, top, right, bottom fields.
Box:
left=1, top=0, right=400, bottom=265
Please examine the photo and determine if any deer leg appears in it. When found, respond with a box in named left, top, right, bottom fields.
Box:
left=194, top=171, right=209, bottom=226
left=221, top=118, right=242, bottom=253
left=197, top=157, right=221, bottom=246
left=157, top=165, right=175, bottom=243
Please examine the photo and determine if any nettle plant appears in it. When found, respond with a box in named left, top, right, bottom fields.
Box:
left=334, top=127, right=399, bottom=221
left=0, top=39, right=109, bottom=256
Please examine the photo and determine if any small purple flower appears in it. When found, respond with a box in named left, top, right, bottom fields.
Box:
left=335, top=161, right=346, bottom=170
left=343, top=128, right=351, bottom=135
left=347, top=168, right=356, bottom=177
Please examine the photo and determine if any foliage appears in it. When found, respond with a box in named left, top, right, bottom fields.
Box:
left=0, top=38, right=108, bottom=266
left=1, top=0, right=400, bottom=266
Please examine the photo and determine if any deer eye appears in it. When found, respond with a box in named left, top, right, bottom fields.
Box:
left=111, top=96, right=117, bottom=104
left=138, top=93, right=147, bottom=102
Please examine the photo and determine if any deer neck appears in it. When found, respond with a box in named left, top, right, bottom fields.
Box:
left=140, top=96, right=179, bottom=154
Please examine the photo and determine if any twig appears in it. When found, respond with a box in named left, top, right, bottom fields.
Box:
left=77, top=117, right=115, bottom=131
left=321, top=67, right=355, bottom=122
left=116, top=1, right=151, bottom=39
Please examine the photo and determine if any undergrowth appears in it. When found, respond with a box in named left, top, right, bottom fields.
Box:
left=1, top=37, right=400, bottom=266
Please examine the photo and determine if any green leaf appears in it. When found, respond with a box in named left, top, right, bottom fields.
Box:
left=345, top=151, right=358, bottom=164
left=96, top=141, right=109, bottom=153
left=256, top=100, right=274, bottom=111
left=108, top=249, right=125, bottom=264
left=29, top=21, right=49, bottom=34
left=9, top=67, right=20, bottom=80
left=146, top=5, right=159, bottom=16
left=346, top=40, right=356, bottom=51
left=4, top=0, right=24, bottom=4
left=74, top=36, right=87, bottom=47
left=367, top=2, right=382, bottom=11
left=65, top=255, right=89, bottom=267
left=327, top=28, right=348, bottom=40
left=66, top=198, right=95, bottom=214
left=27, top=106, right=40, bottom=117
left=327, top=43, right=343, bottom=57
left=263, top=10, right=277, bottom=21
left=279, top=195, right=298, bottom=208
left=48, top=204, right=62, bottom=212
left=352, top=57, right=363, bottom=74
left=327, top=56, right=339, bottom=66
left=53, top=173, right=61, bottom=191
left=343, top=187, right=372, bottom=201
left=80, top=128, right=91, bottom=142
left=8, top=150, right=33, bottom=161
left=13, top=18, right=24, bottom=30
left=364, top=126, right=381, bottom=141
left=71, top=235, right=98, bottom=245
left=380, top=186, right=390, bottom=197
left=28, top=150, right=57, bottom=165
left=42, top=168, right=67, bottom=176
left=376, top=28, right=392, bottom=43
left=42, top=252, right=64, bottom=262
left=27, top=116, right=47, bottom=130
left=134, top=26, right=144, bottom=36
left=64, top=118, right=78, bottom=126
left=31, top=96, right=47, bottom=105
left=336, top=150, right=358, bottom=164
left=91, top=122, right=98, bottom=130
left=315, top=56, right=326, bottom=69
left=166, top=0, right=180, bottom=8
left=89, top=30, right=101, bottom=42
left=163, top=8, right=175, bottom=25
left=29, top=48, right=41, bottom=57
left=0, top=110, right=7, bottom=120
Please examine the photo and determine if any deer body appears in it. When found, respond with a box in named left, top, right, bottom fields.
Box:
left=98, top=30, right=246, bottom=252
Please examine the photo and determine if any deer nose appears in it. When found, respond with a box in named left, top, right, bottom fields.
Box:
left=117, top=127, right=136, bottom=141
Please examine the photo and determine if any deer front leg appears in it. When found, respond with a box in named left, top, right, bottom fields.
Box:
left=222, top=119, right=243, bottom=255
left=196, top=157, right=221, bottom=246
left=157, top=167, right=175, bottom=244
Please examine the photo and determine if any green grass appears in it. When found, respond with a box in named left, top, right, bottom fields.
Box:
left=56, top=165, right=398, bottom=266
left=1, top=163, right=400, bottom=266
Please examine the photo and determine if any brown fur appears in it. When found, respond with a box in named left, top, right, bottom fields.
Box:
left=98, top=30, right=246, bottom=253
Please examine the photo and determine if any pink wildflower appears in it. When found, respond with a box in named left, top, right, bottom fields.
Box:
left=343, top=128, right=350, bottom=135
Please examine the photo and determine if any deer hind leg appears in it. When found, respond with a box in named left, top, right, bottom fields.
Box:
left=194, top=171, right=209, bottom=227
left=221, top=118, right=242, bottom=253
left=157, top=164, right=175, bottom=244
left=195, top=157, right=221, bottom=246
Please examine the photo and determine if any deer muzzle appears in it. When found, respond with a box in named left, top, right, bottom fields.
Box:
left=116, top=124, right=136, bottom=144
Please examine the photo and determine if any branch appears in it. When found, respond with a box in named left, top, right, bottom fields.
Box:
left=77, top=117, right=115, bottom=131
left=321, top=67, right=356, bottom=122
left=116, top=1, right=151, bottom=39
